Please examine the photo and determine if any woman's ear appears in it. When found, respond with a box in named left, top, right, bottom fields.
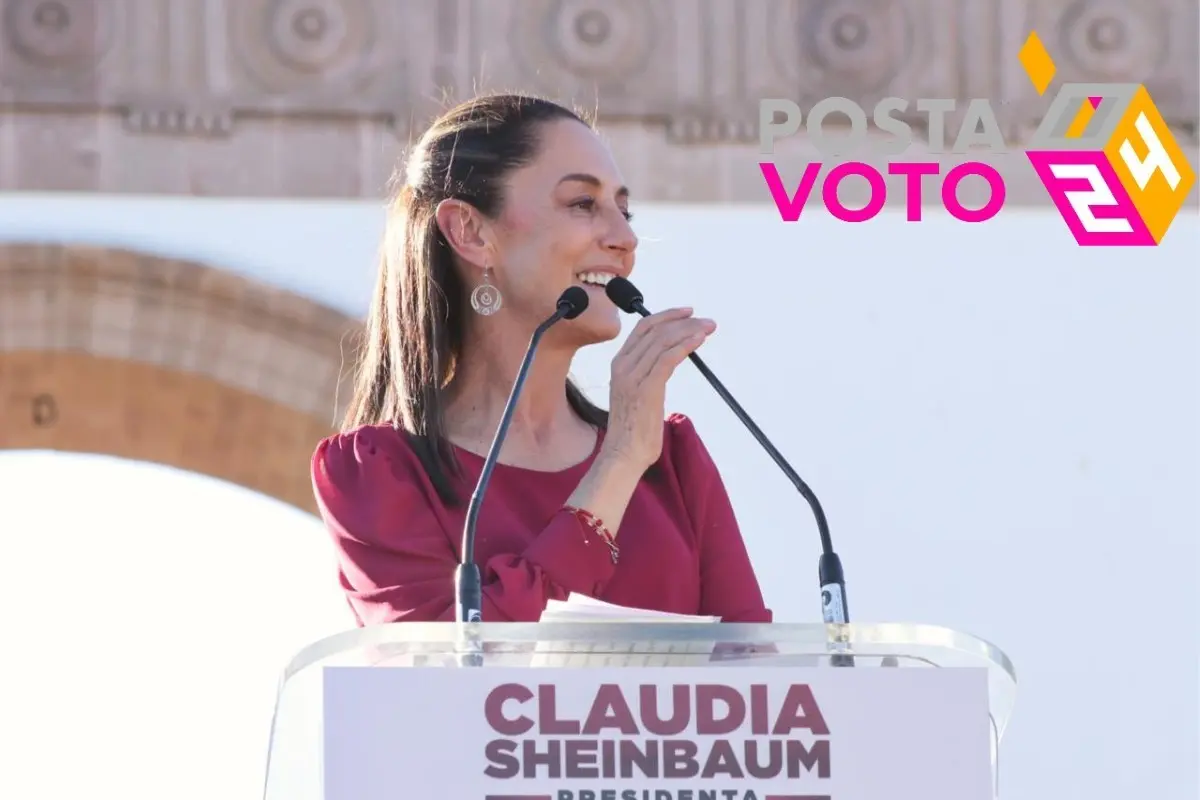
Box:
left=434, top=199, right=494, bottom=269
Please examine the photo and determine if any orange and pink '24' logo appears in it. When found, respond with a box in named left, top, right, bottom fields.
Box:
left=1020, top=31, right=1195, bottom=246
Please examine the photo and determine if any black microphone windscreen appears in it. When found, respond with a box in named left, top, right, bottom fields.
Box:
left=605, top=276, right=643, bottom=313
left=558, top=285, right=590, bottom=319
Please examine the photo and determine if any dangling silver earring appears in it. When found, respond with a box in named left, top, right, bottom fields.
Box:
left=471, top=268, right=502, bottom=315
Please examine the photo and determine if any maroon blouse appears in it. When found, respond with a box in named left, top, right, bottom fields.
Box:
left=311, top=413, right=771, bottom=625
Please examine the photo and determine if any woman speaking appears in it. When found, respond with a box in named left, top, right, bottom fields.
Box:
left=311, top=93, right=771, bottom=626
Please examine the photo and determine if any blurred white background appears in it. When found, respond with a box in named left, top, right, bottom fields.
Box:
left=0, top=194, right=1196, bottom=799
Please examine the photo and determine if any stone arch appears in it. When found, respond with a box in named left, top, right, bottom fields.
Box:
left=0, top=244, right=361, bottom=514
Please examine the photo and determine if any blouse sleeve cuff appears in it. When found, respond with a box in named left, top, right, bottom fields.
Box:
left=522, top=509, right=618, bottom=598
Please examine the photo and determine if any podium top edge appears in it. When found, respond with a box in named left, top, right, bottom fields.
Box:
left=280, top=621, right=1016, bottom=683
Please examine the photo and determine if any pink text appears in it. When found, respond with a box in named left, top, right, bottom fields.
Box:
left=761, top=160, right=1007, bottom=223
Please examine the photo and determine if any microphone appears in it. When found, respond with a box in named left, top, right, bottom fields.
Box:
left=455, top=285, right=590, bottom=635
left=604, top=277, right=851, bottom=632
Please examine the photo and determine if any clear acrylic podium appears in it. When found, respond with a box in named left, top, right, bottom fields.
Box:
left=262, top=621, right=1016, bottom=800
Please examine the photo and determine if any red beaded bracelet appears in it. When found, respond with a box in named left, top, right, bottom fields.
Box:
left=564, top=505, right=620, bottom=564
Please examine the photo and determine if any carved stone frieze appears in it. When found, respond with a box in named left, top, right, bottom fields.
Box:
left=0, top=0, right=1195, bottom=202
left=1005, top=0, right=1198, bottom=129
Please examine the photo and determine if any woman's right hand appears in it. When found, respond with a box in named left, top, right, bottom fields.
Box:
left=603, top=307, right=717, bottom=471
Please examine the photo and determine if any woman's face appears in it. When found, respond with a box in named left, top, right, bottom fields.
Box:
left=488, top=118, right=638, bottom=344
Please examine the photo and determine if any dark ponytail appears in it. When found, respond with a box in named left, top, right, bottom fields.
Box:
left=342, top=94, right=608, bottom=505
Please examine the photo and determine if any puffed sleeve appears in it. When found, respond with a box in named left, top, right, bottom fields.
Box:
left=666, top=414, right=773, bottom=623
left=312, top=426, right=618, bottom=625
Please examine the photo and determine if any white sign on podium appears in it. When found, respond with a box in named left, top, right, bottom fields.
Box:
left=321, top=666, right=992, bottom=800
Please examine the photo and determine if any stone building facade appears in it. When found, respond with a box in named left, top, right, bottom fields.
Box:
left=1, top=0, right=1195, bottom=203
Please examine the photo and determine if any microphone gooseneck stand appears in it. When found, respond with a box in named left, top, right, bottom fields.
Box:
left=604, top=277, right=853, bottom=666
left=453, top=287, right=590, bottom=666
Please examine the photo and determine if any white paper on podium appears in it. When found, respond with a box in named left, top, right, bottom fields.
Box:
left=541, top=594, right=720, bottom=623
left=532, top=594, right=720, bottom=667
